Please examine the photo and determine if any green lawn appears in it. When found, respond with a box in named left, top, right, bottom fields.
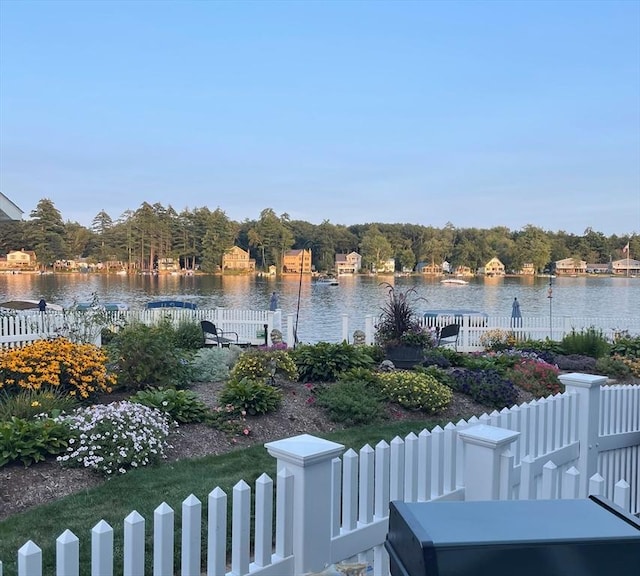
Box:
left=0, top=418, right=443, bottom=576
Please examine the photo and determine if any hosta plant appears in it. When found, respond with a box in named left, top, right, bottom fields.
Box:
left=0, top=416, right=72, bottom=467
left=56, top=401, right=175, bottom=475
left=0, top=338, right=116, bottom=399
left=291, top=342, right=374, bottom=382
left=218, top=377, right=283, bottom=415
left=377, top=371, right=452, bottom=413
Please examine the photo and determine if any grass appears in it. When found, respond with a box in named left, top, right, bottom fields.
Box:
left=0, top=417, right=445, bottom=576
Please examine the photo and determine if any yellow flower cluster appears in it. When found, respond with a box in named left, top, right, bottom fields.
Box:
left=479, top=329, right=517, bottom=351
left=616, top=355, right=640, bottom=378
left=0, top=338, right=116, bottom=399
left=378, top=371, right=452, bottom=413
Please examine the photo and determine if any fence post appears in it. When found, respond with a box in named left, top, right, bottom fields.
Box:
left=458, top=425, right=520, bottom=501
left=558, top=372, right=604, bottom=498
left=265, top=434, right=345, bottom=575
left=286, top=313, right=295, bottom=347
left=364, top=314, right=375, bottom=344
left=341, top=313, right=349, bottom=343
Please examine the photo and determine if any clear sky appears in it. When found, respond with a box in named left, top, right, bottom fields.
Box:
left=1, top=0, right=639, bottom=236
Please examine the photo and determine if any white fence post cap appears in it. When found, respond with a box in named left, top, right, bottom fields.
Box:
left=265, top=434, right=344, bottom=466
left=458, top=424, right=520, bottom=448
left=558, top=373, right=607, bottom=388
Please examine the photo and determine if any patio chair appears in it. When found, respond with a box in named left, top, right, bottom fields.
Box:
left=201, top=320, right=240, bottom=348
left=436, top=323, right=460, bottom=351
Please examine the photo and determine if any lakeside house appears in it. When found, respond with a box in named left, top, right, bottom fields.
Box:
left=335, top=251, right=362, bottom=274
left=282, top=248, right=312, bottom=274
left=586, top=263, right=611, bottom=274
left=611, top=258, right=640, bottom=276
left=519, top=262, right=536, bottom=275
left=416, top=261, right=443, bottom=275
left=371, top=257, right=395, bottom=274
left=222, top=246, right=256, bottom=273
left=478, top=257, right=505, bottom=276
left=0, top=249, right=37, bottom=271
left=555, top=257, right=587, bottom=275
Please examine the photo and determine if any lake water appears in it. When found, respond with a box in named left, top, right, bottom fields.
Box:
left=1, top=273, right=638, bottom=343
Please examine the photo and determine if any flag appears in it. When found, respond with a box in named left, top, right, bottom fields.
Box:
left=622, top=242, right=630, bottom=254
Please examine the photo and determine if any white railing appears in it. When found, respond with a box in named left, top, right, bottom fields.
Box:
left=0, top=309, right=282, bottom=348
left=5, top=373, right=639, bottom=576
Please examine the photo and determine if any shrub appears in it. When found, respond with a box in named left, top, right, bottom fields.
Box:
left=609, top=335, right=640, bottom=359
left=56, top=401, right=174, bottom=475
left=108, top=322, right=193, bottom=390
left=479, top=329, right=517, bottom=352
left=0, top=338, right=116, bottom=399
left=617, top=355, right=640, bottom=378
left=230, top=349, right=298, bottom=383
left=173, top=321, right=205, bottom=350
left=315, top=380, right=385, bottom=425
left=0, top=416, right=72, bottom=467
left=129, top=387, right=210, bottom=423
left=507, top=358, right=563, bottom=397
left=377, top=371, right=452, bottom=413
left=554, top=354, right=597, bottom=372
left=560, top=327, right=610, bottom=358
left=190, top=348, right=234, bottom=382
left=218, top=378, right=283, bottom=415
left=448, top=368, right=518, bottom=409
left=0, top=388, right=78, bottom=421
left=422, top=350, right=451, bottom=369
left=415, top=365, right=455, bottom=388
left=374, top=284, right=432, bottom=349
left=595, top=356, right=633, bottom=380
left=292, top=342, right=374, bottom=382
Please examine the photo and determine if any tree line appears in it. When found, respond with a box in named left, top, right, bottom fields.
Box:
left=0, top=198, right=636, bottom=273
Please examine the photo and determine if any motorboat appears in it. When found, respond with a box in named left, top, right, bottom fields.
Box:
left=315, top=276, right=339, bottom=286
left=145, top=299, right=197, bottom=310
left=440, top=278, right=469, bottom=285
left=75, top=302, right=129, bottom=312
left=0, top=299, right=64, bottom=312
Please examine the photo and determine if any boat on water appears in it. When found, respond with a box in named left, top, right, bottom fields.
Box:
left=440, top=278, right=469, bottom=285
left=75, top=302, right=129, bottom=312
left=0, top=299, right=64, bottom=312
left=145, top=300, right=197, bottom=310
left=315, top=276, right=339, bottom=286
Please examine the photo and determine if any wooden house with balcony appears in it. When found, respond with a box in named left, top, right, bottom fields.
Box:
left=335, top=251, right=362, bottom=275
left=478, top=257, right=505, bottom=277
left=282, top=248, right=312, bottom=275
left=222, top=246, right=256, bottom=273
left=555, top=257, right=587, bottom=275
left=611, top=258, right=640, bottom=276
left=0, top=249, right=37, bottom=271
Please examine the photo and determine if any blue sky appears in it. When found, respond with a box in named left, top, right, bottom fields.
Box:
left=1, top=0, right=639, bottom=236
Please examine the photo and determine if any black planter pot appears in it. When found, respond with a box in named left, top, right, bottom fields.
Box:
left=385, top=345, right=425, bottom=369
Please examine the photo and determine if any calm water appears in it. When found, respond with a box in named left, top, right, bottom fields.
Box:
left=1, top=274, right=639, bottom=343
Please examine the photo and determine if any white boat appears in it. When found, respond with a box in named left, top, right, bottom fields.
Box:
left=315, top=276, right=339, bottom=286
left=440, top=278, right=469, bottom=285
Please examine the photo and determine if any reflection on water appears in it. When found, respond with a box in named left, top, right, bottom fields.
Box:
left=1, top=274, right=638, bottom=343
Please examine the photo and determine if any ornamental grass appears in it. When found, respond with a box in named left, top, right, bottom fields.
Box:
left=0, top=338, right=116, bottom=399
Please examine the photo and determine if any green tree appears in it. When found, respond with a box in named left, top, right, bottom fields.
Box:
left=201, top=208, right=238, bottom=272
left=24, top=198, right=67, bottom=268
left=360, top=226, right=393, bottom=271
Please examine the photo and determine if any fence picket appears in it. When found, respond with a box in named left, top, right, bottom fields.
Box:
left=123, top=511, right=144, bottom=576
left=403, top=433, right=418, bottom=502
left=153, top=503, right=174, bottom=576
left=91, top=520, right=113, bottom=576
left=231, top=480, right=251, bottom=576
left=374, top=441, right=390, bottom=518
left=181, top=495, right=202, bottom=576
left=389, top=437, right=404, bottom=501
left=255, top=474, right=274, bottom=568
left=276, top=468, right=294, bottom=559
left=18, top=541, right=41, bottom=576
left=342, top=449, right=358, bottom=531
left=207, top=487, right=227, bottom=576
left=359, top=445, right=375, bottom=525
left=56, top=529, right=79, bottom=576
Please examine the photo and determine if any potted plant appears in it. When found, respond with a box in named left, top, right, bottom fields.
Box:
left=374, top=283, right=435, bottom=368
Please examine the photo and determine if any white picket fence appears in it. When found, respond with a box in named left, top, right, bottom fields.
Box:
left=0, top=308, right=281, bottom=348
left=4, top=373, right=639, bottom=576
left=325, top=313, right=640, bottom=351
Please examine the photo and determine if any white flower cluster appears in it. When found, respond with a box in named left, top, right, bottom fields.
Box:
left=56, top=401, right=175, bottom=475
